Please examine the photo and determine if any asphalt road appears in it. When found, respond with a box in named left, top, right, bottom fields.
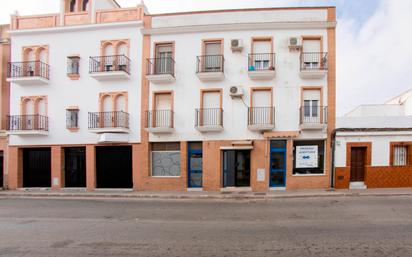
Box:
left=0, top=196, right=411, bottom=257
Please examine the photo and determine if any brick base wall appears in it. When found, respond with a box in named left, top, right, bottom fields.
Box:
left=335, top=166, right=412, bottom=189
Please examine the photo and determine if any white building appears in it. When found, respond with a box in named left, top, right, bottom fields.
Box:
left=335, top=89, right=412, bottom=189
left=5, top=3, right=337, bottom=192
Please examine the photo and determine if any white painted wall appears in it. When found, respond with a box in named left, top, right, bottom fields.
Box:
left=335, top=132, right=412, bottom=167
left=345, top=104, right=404, bottom=117
left=9, top=22, right=143, bottom=146
left=148, top=24, right=329, bottom=142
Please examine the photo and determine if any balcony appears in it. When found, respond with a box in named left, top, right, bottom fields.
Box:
left=247, top=107, right=275, bottom=131
left=7, top=61, right=50, bottom=85
left=89, top=55, right=130, bottom=80
left=146, top=57, right=176, bottom=84
left=299, top=106, right=328, bottom=130
left=195, top=108, right=223, bottom=132
left=88, top=111, right=130, bottom=134
left=247, top=53, right=276, bottom=80
left=145, top=110, right=174, bottom=134
left=196, top=55, right=225, bottom=82
left=6, top=115, right=48, bottom=136
left=300, top=52, right=328, bottom=79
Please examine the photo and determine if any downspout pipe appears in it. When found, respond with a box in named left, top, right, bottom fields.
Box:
left=330, top=129, right=337, bottom=189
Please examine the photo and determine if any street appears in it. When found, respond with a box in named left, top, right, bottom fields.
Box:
left=0, top=196, right=411, bottom=257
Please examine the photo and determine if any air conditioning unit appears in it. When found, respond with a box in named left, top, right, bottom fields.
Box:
left=229, top=86, right=244, bottom=98
left=230, top=39, right=243, bottom=52
left=288, top=37, right=302, bottom=51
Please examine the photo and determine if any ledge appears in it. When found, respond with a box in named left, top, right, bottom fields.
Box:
left=145, top=127, right=174, bottom=134
left=6, top=130, right=48, bottom=136
left=247, top=70, right=276, bottom=80
left=146, top=74, right=175, bottom=84
left=299, top=70, right=327, bottom=79
left=196, top=71, right=225, bottom=82
left=195, top=125, right=224, bottom=132
left=7, top=76, right=49, bottom=85
left=90, top=71, right=130, bottom=81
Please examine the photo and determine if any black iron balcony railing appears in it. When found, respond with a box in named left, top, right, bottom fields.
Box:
left=195, top=108, right=223, bottom=127
left=145, top=110, right=174, bottom=129
left=89, top=55, right=130, bottom=74
left=299, top=106, right=328, bottom=124
left=196, top=55, right=224, bottom=73
left=6, top=114, right=49, bottom=131
left=248, top=53, right=276, bottom=71
left=248, top=107, right=275, bottom=126
left=7, top=61, right=50, bottom=79
left=300, top=52, right=328, bottom=71
left=146, top=57, right=175, bottom=76
left=88, top=111, right=129, bottom=129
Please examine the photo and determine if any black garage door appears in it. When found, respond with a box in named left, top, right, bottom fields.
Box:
left=23, top=148, right=51, bottom=187
left=96, top=146, right=132, bottom=188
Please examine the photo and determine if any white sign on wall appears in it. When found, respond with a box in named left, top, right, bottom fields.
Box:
left=257, top=168, right=265, bottom=182
left=296, top=145, right=318, bottom=168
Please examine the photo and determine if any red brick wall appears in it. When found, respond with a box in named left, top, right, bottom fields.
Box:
left=335, top=166, right=412, bottom=189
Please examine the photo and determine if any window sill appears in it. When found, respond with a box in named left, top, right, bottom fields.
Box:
left=292, top=173, right=326, bottom=177
left=67, top=128, right=79, bottom=132
left=67, top=73, right=80, bottom=80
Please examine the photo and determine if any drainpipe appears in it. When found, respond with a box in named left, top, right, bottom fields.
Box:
left=330, top=129, right=337, bottom=189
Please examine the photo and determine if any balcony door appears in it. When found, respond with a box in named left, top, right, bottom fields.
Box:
left=252, top=39, right=272, bottom=70
left=251, top=89, right=272, bottom=125
left=302, top=38, right=321, bottom=69
left=154, top=93, right=172, bottom=128
left=203, top=41, right=222, bottom=71
left=155, top=44, right=173, bottom=74
left=303, top=89, right=321, bottom=123
left=24, top=99, right=35, bottom=130
left=201, top=90, right=222, bottom=126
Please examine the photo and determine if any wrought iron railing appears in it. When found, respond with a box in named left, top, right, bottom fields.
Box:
left=300, top=52, right=328, bottom=71
left=195, top=108, right=223, bottom=127
left=7, top=61, right=50, bottom=79
left=146, top=57, right=175, bottom=76
left=88, top=111, right=129, bottom=129
left=248, top=107, right=275, bottom=126
left=89, top=55, right=130, bottom=74
left=196, top=55, right=224, bottom=73
left=145, top=110, right=174, bottom=129
left=6, top=114, right=49, bottom=131
left=299, top=106, right=328, bottom=124
left=248, top=53, right=276, bottom=71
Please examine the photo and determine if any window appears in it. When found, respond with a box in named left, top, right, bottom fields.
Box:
left=82, top=0, right=89, bottom=11
left=66, top=108, right=79, bottom=129
left=302, top=37, right=322, bottom=69
left=69, top=0, right=76, bottom=12
left=155, top=43, right=173, bottom=74
left=151, top=142, right=181, bottom=177
left=67, top=56, right=80, bottom=75
left=251, top=38, right=272, bottom=70
left=393, top=145, right=408, bottom=166
left=203, top=40, right=222, bottom=71
left=293, top=140, right=324, bottom=175
left=302, top=89, right=321, bottom=123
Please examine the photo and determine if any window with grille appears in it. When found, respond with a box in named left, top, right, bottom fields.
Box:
left=66, top=109, right=79, bottom=129
left=393, top=145, right=408, bottom=166
left=67, top=56, right=80, bottom=75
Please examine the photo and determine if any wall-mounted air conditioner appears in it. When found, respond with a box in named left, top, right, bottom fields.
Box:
left=288, top=37, right=302, bottom=51
left=229, top=86, right=244, bottom=98
left=230, top=39, right=244, bottom=52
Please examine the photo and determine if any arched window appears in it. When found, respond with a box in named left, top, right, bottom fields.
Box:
left=115, top=94, right=126, bottom=112
left=82, top=0, right=89, bottom=11
left=70, top=0, right=76, bottom=12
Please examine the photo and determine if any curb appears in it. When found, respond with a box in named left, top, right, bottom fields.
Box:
left=1, top=191, right=412, bottom=200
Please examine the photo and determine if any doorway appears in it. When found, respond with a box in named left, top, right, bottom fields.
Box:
left=350, top=147, right=366, bottom=182
left=0, top=151, right=3, bottom=188
left=223, top=150, right=250, bottom=187
left=23, top=148, right=51, bottom=187
left=64, top=147, right=86, bottom=187
left=188, top=142, right=202, bottom=188
left=270, top=140, right=287, bottom=187
left=96, top=146, right=132, bottom=188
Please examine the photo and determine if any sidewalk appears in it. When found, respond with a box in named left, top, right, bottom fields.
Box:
left=1, top=188, right=412, bottom=200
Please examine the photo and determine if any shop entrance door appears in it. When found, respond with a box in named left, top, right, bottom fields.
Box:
left=223, top=150, right=250, bottom=187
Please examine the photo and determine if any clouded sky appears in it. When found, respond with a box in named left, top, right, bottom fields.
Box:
left=1, top=0, right=411, bottom=115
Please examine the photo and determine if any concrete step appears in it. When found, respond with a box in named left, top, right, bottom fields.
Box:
left=349, top=182, right=367, bottom=189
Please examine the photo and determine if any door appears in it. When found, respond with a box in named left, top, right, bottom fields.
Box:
left=350, top=147, right=366, bottom=182
left=202, top=91, right=221, bottom=126
left=155, top=44, right=173, bottom=74
left=154, top=93, right=172, bottom=128
left=270, top=140, right=287, bottom=187
left=251, top=89, right=272, bottom=125
left=252, top=40, right=271, bottom=69
left=64, top=147, right=86, bottom=187
left=303, top=89, right=321, bottom=123
left=0, top=151, right=3, bottom=188
left=302, top=39, right=321, bottom=68
left=204, top=41, right=222, bottom=71
left=188, top=142, right=202, bottom=188
left=223, top=150, right=250, bottom=187
left=23, top=148, right=51, bottom=188
left=96, top=146, right=132, bottom=188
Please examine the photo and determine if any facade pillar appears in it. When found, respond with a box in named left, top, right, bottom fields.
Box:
left=86, top=145, right=95, bottom=191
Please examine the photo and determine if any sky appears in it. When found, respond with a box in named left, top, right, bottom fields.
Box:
left=1, top=0, right=411, bottom=116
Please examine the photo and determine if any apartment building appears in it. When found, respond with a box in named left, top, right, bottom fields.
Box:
left=0, top=24, right=10, bottom=188
left=6, top=2, right=336, bottom=192
left=335, top=89, right=412, bottom=189
left=7, top=0, right=145, bottom=189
